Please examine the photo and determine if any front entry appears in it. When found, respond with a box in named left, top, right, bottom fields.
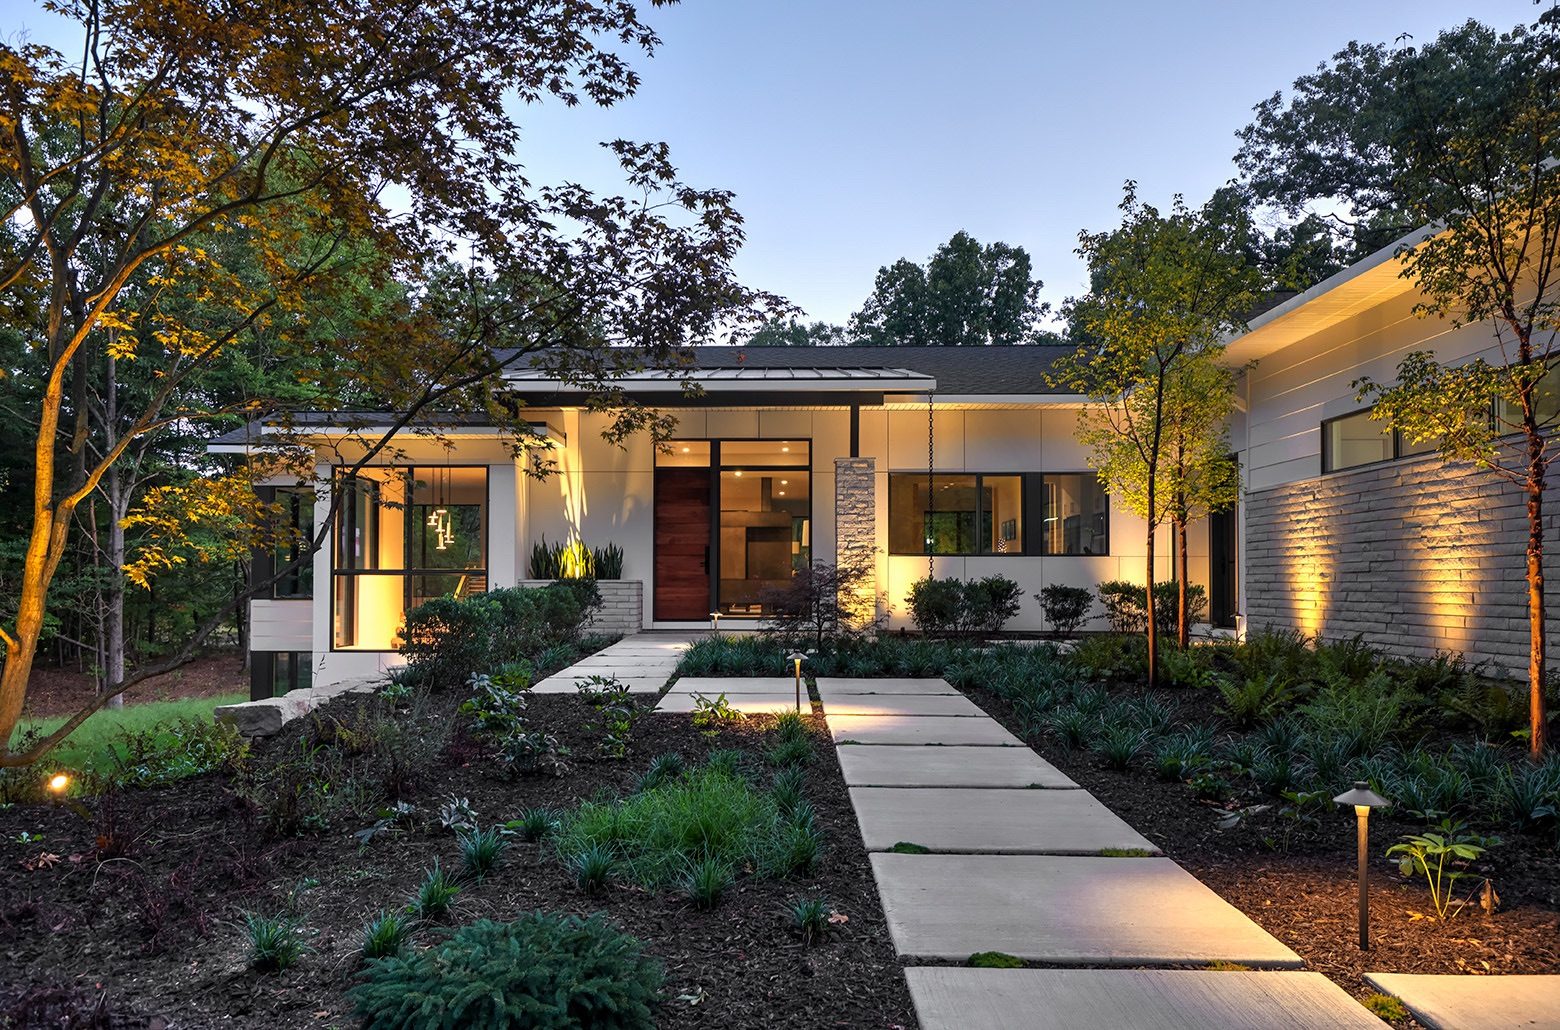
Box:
left=653, top=465, right=712, bottom=621
left=653, top=439, right=812, bottom=622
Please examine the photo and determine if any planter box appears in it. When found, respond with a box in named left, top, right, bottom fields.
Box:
left=515, top=579, right=643, bottom=636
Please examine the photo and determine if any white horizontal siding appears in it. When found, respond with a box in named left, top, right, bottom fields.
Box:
left=250, top=599, right=312, bottom=651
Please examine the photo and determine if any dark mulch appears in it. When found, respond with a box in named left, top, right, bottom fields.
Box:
left=0, top=690, right=914, bottom=1029
left=962, top=682, right=1560, bottom=1012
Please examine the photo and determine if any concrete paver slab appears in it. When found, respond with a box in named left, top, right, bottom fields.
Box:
left=850, top=787, right=1157, bottom=855
left=655, top=691, right=807, bottom=715
left=830, top=714, right=1023, bottom=747
left=870, top=853, right=1301, bottom=966
left=908, top=969, right=1381, bottom=1030
left=1364, top=973, right=1560, bottom=1030
left=822, top=693, right=986, bottom=717
left=530, top=677, right=665, bottom=694
left=837, top=745, right=1077, bottom=789
left=815, top=677, right=957, bottom=695
left=667, top=677, right=801, bottom=694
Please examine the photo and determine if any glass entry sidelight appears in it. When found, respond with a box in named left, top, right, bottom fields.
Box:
left=653, top=439, right=811, bottom=620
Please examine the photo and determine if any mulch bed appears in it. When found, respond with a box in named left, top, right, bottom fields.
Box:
left=962, top=683, right=1560, bottom=1014
left=0, top=690, right=915, bottom=1029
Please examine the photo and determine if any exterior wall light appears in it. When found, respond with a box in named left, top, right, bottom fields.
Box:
left=1334, top=780, right=1391, bottom=949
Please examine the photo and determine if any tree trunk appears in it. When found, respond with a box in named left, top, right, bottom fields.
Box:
left=1175, top=509, right=1190, bottom=649
left=1524, top=432, right=1549, bottom=761
left=103, top=354, right=126, bottom=709
left=1144, top=521, right=1158, bottom=690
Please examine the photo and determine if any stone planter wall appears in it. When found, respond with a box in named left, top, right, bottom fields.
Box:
left=516, top=578, right=644, bottom=636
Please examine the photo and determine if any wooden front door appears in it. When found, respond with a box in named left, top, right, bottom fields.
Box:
left=654, top=467, right=712, bottom=620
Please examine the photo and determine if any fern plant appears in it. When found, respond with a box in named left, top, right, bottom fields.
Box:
left=350, top=913, right=661, bottom=1029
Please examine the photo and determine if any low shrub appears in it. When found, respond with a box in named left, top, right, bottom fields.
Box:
left=907, top=575, right=1023, bottom=638
left=1299, top=671, right=1420, bottom=755
left=636, top=752, right=687, bottom=792
left=1068, top=634, right=1148, bottom=682
left=500, top=730, right=571, bottom=778
left=684, top=857, right=734, bottom=911
left=399, top=584, right=597, bottom=688
left=1387, top=820, right=1501, bottom=921
left=509, top=806, right=559, bottom=842
left=1095, top=580, right=1206, bottom=636
left=1218, top=673, right=1304, bottom=729
left=458, top=826, right=508, bottom=880
left=411, top=861, right=461, bottom=920
left=361, top=910, right=413, bottom=960
left=571, top=845, right=615, bottom=896
left=770, top=766, right=808, bottom=817
left=555, top=762, right=805, bottom=888
left=110, top=717, right=250, bottom=788
left=789, top=896, right=832, bottom=946
left=243, top=911, right=304, bottom=973
left=766, top=735, right=814, bottom=768
left=1036, top=585, right=1093, bottom=636
left=350, top=913, right=661, bottom=1029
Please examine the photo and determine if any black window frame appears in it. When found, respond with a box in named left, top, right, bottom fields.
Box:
left=330, top=465, right=491, bottom=651
left=1320, top=407, right=1430, bottom=474
left=887, top=471, right=1109, bottom=558
left=1029, top=471, right=1111, bottom=557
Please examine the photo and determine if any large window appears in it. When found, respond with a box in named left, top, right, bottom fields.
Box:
left=1037, top=473, right=1108, bottom=556
left=887, top=473, right=1024, bottom=555
left=1322, top=410, right=1436, bottom=473
left=888, top=472, right=1107, bottom=556
left=332, top=466, right=488, bottom=650
left=716, top=440, right=811, bottom=616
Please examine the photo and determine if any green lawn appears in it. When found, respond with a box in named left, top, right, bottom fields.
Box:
left=12, top=693, right=246, bottom=775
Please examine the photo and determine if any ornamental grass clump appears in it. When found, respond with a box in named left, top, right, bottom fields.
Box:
left=351, top=913, right=661, bottom=1029
left=555, top=761, right=810, bottom=890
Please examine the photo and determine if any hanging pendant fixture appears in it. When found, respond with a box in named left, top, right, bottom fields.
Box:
left=430, top=466, right=454, bottom=551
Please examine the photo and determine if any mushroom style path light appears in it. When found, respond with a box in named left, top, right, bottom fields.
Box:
left=1334, top=780, right=1391, bottom=950
left=787, top=651, right=807, bottom=714
left=709, top=611, right=723, bottom=635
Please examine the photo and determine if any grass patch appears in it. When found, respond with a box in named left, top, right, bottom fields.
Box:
left=1204, top=960, right=1251, bottom=971
left=887, top=841, right=931, bottom=854
left=968, top=951, right=1023, bottom=968
left=13, top=693, right=246, bottom=774
left=1361, top=994, right=1409, bottom=1022
left=1097, top=847, right=1154, bottom=857
left=555, top=759, right=816, bottom=887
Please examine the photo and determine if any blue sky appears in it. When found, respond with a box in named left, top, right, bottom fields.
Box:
left=4, top=0, right=1540, bottom=325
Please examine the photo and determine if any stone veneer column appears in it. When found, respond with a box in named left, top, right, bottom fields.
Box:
left=834, top=457, right=878, bottom=631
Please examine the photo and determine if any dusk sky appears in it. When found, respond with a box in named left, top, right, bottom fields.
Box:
left=4, top=1, right=1541, bottom=326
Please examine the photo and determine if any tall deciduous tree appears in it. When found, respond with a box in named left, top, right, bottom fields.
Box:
left=0, top=0, right=774, bottom=764
left=1051, top=184, right=1258, bottom=686
left=848, top=230, right=1051, bottom=346
left=1240, top=14, right=1560, bottom=757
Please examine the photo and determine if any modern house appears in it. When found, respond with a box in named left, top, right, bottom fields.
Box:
left=215, top=231, right=1551, bottom=698
left=1230, top=231, right=1557, bottom=675
left=216, top=347, right=1227, bottom=695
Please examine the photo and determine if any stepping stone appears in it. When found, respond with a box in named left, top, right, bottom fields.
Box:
left=816, top=677, right=957, bottom=695
left=849, top=787, right=1157, bottom=855
left=870, top=853, right=1301, bottom=966
left=655, top=691, right=807, bottom=715
left=530, top=677, right=665, bottom=694
left=837, top=745, right=1077, bottom=789
left=830, top=715, right=1022, bottom=747
left=1364, top=973, right=1560, bottom=1030
left=823, top=693, right=986, bottom=717
left=908, top=969, right=1382, bottom=1030
left=668, top=677, right=801, bottom=694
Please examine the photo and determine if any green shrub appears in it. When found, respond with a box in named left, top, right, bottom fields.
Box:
left=458, top=826, right=508, bottom=880
left=1091, top=724, right=1145, bottom=770
left=690, top=693, right=746, bottom=732
left=243, top=911, right=304, bottom=972
left=1046, top=706, right=1094, bottom=750
left=789, top=896, right=832, bottom=946
left=110, top=716, right=250, bottom=788
left=509, top=806, right=559, bottom=842
left=1493, top=758, right=1560, bottom=830
left=350, top=913, right=661, bottom=1029
left=1299, top=671, right=1419, bottom=755
left=684, top=857, right=733, bottom=911
left=411, top=861, right=461, bottom=920
left=400, top=584, right=596, bottom=688
left=1219, top=673, right=1304, bottom=729
left=361, top=910, right=413, bottom=960
left=1387, top=819, right=1501, bottom=920
left=592, top=542, right=626, bottom=580
left=1068, top=633, right=1148, bottom=682
left=571, top=845, right=615, bottom=896
left=500, top=730, right=571, bottom=778
left=1095, top=580, right=1206, bottom=636
left=1152, top=732, right=1211, bottom=782
left=1232, top=627, right=1313, bottom=682
left=636, top=752, right=687, bottom=792
left=1036, top=585, right=1093, bottom=636
left=773, top=819, right=824, bottom=874
left=908, top=575, right=1023, bottom=637
left=556, top=764, right=799, bottom=887
left=1159, top=647, right=1220, bottom=690
left=766, top=735, right=814, bottom=768
left=771, top=766, right=807, bottom=817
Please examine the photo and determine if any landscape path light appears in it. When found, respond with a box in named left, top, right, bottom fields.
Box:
left=1334, top=780, right=1391, bottom=950
left=787, top=651, right=807, bottom=713
left=709, top=611, right=723, bottom=636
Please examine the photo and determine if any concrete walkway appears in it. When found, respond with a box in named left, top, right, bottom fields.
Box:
left=815, top=676, right=1380, bottom=1029
left=1363, top=974, right=1560, bottom=1030
left=531, top=632, right=694, bottom=693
